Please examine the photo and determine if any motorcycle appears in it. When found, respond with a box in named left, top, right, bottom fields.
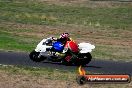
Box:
left=29, top=37, right=95, bottom=66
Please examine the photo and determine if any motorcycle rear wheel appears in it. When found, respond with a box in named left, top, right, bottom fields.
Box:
left=75, top=53, right=92, bottom=66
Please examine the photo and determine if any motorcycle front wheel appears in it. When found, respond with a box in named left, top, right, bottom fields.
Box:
left=29, top=50, right=45, bottom=62
left=75, top=53, right=92, bottom=66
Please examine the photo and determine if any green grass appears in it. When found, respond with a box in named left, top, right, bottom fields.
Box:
left=92, top=45, right=132, bottom=61
left=0, top=65, right=131, bottom=88
left=0, top=64, right=77, bottom=81
left=0, top=0, right=132, bottom=30
left=0, top=29, right=37, bottom=52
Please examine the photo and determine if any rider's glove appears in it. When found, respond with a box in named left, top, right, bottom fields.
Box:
left=49, top=37, right=57, bottom=41
left=48, top=37, right=53, bottom=40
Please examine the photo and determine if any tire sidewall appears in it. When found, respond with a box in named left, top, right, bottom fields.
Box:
left=29, top=50, right=44, bottom=62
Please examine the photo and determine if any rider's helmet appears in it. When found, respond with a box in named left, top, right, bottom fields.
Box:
left=59, top=33, right=70, bottom=39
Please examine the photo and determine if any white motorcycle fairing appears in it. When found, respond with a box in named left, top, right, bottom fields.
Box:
left=78, top=42, right=95, bottom=53
left=35, top=38, right=95, bottom=54
left=35, top=38, right=52, bottom=52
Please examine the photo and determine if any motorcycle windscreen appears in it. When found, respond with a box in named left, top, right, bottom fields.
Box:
left=53, top=41, right=64, bottom=52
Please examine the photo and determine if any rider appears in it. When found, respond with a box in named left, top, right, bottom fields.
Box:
left=50, top=33, right=72, bottom=56
left=51, top=32, right=71, bottom=46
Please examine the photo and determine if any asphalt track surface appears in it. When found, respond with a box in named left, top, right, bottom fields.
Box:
left=0, top=51, right=132, bottom=75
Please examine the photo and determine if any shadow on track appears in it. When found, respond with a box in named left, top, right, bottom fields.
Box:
left=84, top=65, right=102, bottom=68
left=42, top=61, right=102, bottom=69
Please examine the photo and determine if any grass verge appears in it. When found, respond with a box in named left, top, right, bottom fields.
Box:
left=0, top=65, right=131, bottom=88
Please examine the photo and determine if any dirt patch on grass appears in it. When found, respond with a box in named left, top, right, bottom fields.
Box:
left=0, top=70, right=132, bottom=88
left=1, top=22, right=132, bottom=47
left=0, top=71, right=86, bottom=88
left=33, top=0, right=132, bottom=8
